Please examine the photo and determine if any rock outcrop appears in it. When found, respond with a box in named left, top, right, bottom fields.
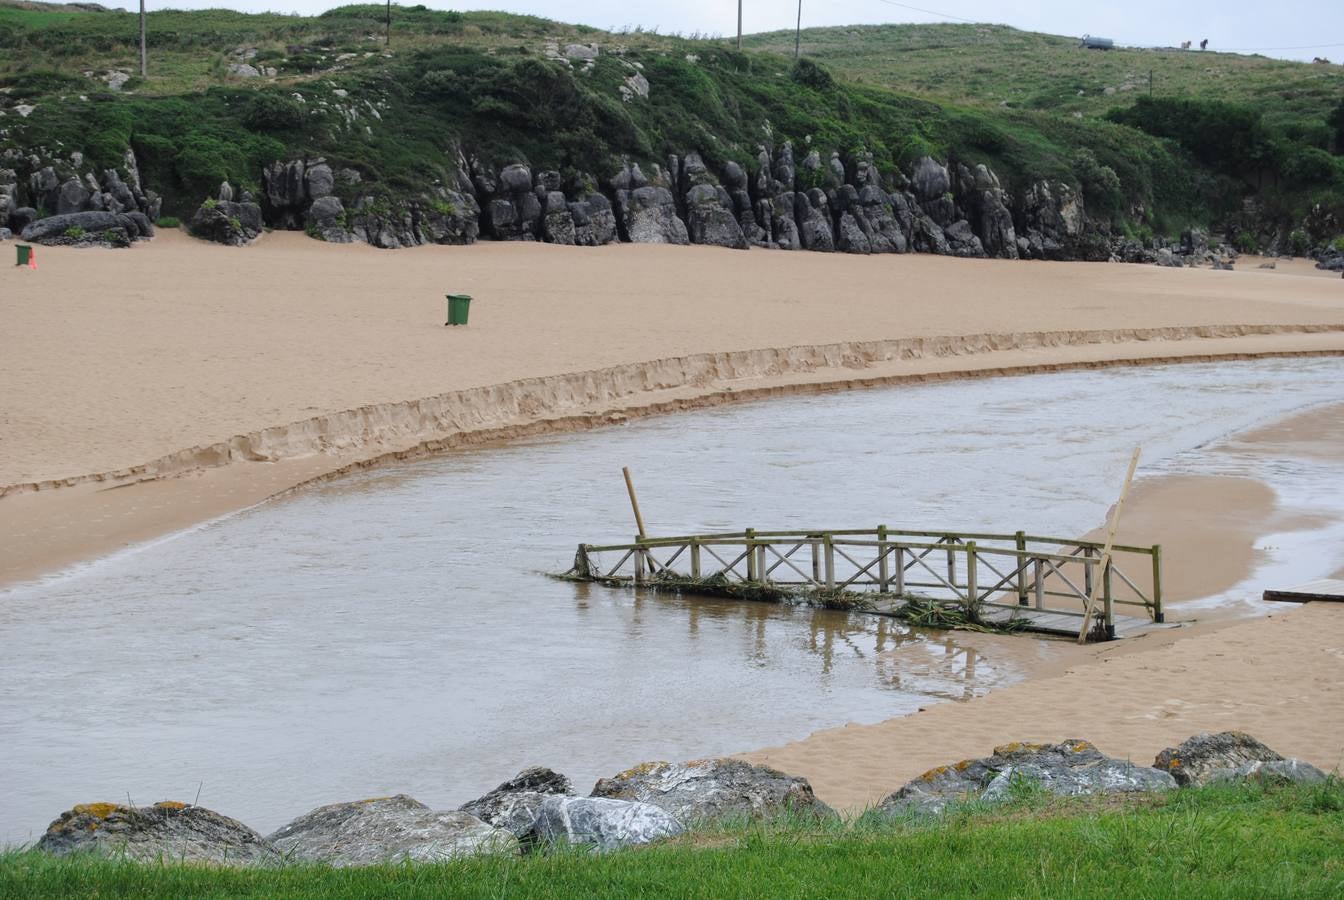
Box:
left=677, top=152, right=747, bottom=250
left=267, top=794, right=518, bottom=866
left=1153, top=732, right=1325, bottom=787
left=877, top=740, right=1177, bottom=816
left=7, top=149, right=160, bottom=247
left=532, top=796, right=682, bottom=852
left=591, top=758, right=836, bottom=825
left=21, top=210, right=152, bottom=247
left=459, top=767, right=574, bottom=838
left=187, top=183, right=265, bottom=246
left=38, top=801, right=278, bottom=865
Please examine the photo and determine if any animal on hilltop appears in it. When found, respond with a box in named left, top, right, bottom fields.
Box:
left=1200, top=38, right=1209, bottom=50
left=1181, top=40, right=1191, bottom=50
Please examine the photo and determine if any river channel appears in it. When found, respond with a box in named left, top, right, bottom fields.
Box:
left=3, top=357, right=1343, bottom=842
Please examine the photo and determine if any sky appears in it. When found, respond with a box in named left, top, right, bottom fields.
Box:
left=139, top=1, right=1344, bottom=62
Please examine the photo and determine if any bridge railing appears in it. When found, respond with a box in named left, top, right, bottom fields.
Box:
left=571, top=527, right=1163, bottom=639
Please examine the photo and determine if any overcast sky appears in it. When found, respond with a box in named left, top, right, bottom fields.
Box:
left=144, top=1, right=1344, bottom=62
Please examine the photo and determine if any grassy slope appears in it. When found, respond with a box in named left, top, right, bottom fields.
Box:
left=2, top=781, right=1342, bottom=898
left=0, top=5, right=1340, bottom=235
left=743, top=23, right=1344, bottom=132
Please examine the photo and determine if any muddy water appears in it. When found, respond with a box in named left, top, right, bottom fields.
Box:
left=3, top=358, right=1343, bottom=843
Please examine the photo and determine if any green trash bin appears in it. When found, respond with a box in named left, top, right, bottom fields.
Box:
left=16, top=245, right=32, bottom=267
left=445, top=293, right=472, bottom=326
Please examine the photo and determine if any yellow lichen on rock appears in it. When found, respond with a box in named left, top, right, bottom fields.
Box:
left=71, top=802, right=120, bottom=820
left=615, top=761, right=668, bottom=780
left=153, top=801, right=188, bottom=810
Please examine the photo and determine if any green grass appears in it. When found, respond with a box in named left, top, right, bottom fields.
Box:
left=1, top=4, right=1341, bottom=236
left=2, top=781, right=1342, bottom=898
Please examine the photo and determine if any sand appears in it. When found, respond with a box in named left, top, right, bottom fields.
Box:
left=2, top=234, right=1343, bottom=811
left=3, top=233, right=1344, bottom=584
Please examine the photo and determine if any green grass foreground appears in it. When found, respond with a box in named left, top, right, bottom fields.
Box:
left=2, top=781, right=1342, bottom=898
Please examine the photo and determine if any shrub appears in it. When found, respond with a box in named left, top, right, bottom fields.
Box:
left=1233, top=230, right=1259, bottom=254
left=101, top=228, right=120, bottom=242
left=156, top=216, right=181, bottom=228
left=241, top=92, right=305, bottom=132
left=62, top=225, right=85, bottom=239
left=1072, top=147, right=1123, bottom=218
left=791, top=58, right=835, bottom=92
left=1289, top=228, right=1310, bottom=256
left=1331, top=236, right=1344, bottom=253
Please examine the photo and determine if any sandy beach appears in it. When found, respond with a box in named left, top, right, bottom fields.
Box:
left=3, top=234, right=1344, bottom=817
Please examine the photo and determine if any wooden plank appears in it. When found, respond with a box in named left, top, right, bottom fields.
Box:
left=1078, top=447, right=1142, bottom=643
left=1263, top=580, right=1344, bottom=603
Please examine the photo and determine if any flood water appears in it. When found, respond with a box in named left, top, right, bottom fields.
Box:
left=3, top=357, right=1343, bottom=842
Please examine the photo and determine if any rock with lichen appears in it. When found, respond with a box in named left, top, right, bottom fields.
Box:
left=267, top=794, right=518, bottom=866
left=37, top=801, right=278, bottom=864
left=877, top=740, right=1176, bottom=817
left=1153, top=731, right=1323, bottom=787
left=591, top=758, right=835, bottom=825
left=459, top=767, right=574, bottom=838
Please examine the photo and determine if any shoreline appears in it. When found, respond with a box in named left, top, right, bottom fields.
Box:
left=3, top=329, right=1344, bottom=588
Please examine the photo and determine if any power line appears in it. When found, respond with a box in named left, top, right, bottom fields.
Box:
left=869, top=0, right=977, bottom=23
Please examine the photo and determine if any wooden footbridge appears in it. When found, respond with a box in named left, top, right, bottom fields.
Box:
left=566, top=527, right=1165, bottom=642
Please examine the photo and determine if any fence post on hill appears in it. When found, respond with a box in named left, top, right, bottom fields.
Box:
left=139, top=0, right=147, bottom=77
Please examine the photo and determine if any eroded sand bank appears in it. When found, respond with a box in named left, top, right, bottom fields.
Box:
left=2, top=234, right=1343, bottom=584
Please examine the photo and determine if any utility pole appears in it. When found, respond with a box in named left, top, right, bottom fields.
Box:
left=139, top=0, right=146, bottom=77
left=386, top=0, right=391, bottom=47
left=794, top=0, right=802, bottom=60
left=737, top=0, right=742, bottom=50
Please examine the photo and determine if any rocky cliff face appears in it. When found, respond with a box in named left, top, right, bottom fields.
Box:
left=2, top=147, right=160, bottom=246
left=2, top=139, right=1117, bottom=262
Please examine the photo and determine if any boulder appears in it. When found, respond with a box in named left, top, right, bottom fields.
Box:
left=21, top=211, right=129, bottom=244
left=460, top=767, right=574, bottom=838
left=621, top=186, right=688, bottom=245
left=910, top=211, right=951, bottom=255
left=943, top=219, right=986, bottom=258
left=542, top=191, right=576, bottom=245
left=187, top=199, right=264, bottom=246
left=684, top=183, right=747, bottom=250
left=38, top=801, right=278, bottom=865
left=568, top=193, right=618, bottom=246
left=1155, top=247, right=1183, bottom=268
left=9, top=206, right=38, bottom=234
left=911, top=156, right=955, bottom=226
left=1207, top=759, right=1328, bottom=787
left=56, top=177, right=90, bottom=215
left=878, top=740, right=1176, bottom=817
left=0, top=227, right=11, bottom=241
left=306, top=163, right=335, bottom=200
left=416, top=189, right=480, bottom=245
left=1018, top=180, right=1086, bottom=260
left=835, top=211, right=871, bottom=254
left=307, top=196, right=353, bottom=243
left=794, top=189, right=834, bottom=252
left=533, top=796, right=682, bottom=852
left=1153, top=732, right=1304, bottom=787
left=591, top=758, right=835, bottom=825
left=268, top=795, right=518, bottom=866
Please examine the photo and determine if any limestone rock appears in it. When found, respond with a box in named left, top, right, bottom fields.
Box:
left=684, top=182, right=747, bottom=250
left=621, top=185, right=688, bottom=245
left=533, top=796, right=682, bottom=852
left=268, top=795, right=518, bottom=866
left=878, top=740, right=1176, bottom=817
left=460, top=767, right=574, bottom=838
left=592, top=758, right=835, bottom=825
left=794, top=189, right=834, bottom=252
left=187, top=199, right=264, bottom=246
left=1207, top=759, right=1328, bottom=787
left=568, top=193, right=618, bottom=246
left=21, top=210, right=139, bottom=245
left=38, top=801, right=277, bottom=865
left=306, top=196, right=352, bottom=243
left=1154, top=732, right=1291, bottom=787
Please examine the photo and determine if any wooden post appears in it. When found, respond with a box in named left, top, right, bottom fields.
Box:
left=1083, top=545, right=1094, bottom=599
left=633, top=534, right=646, bottom=584
left=621, top=466, right=647, bottom=538
left=946, top=541, right=957, bottom=593
left=139, top=0, right=147, bottom=77
left=893, top=545, right=905, bottom=596
left=746, top=528, right=758, bottom=582
left=756, top=542, right=768, bottom=584
left=1103, top=559, right=1115, bottom=639
left=1151, top=545, right=1164, bottom=622
left=823, top=532, right=835, bottom=590
left=877, top=525, right=890, bottom=592
left=1015, top=531, right=1028, bottom=606
left=965, top=542, right=978, bottom=612
left=811, top=535, right=821, bottom=586
left=1034, top=558, right=1044, bottom=609
left=690, top=540, right=701, bottom=579
left=1078, top=447, right=1142, bottom=643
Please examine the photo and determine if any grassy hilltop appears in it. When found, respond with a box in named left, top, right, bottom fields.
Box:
left=1, top=2, right=1341, bottom=242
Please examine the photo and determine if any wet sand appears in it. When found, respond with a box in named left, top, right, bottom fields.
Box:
left=3, top=234, right=1344, bottom=585
left=743, top=405, right=1344, bottom=809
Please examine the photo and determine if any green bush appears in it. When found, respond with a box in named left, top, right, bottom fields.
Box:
left=156, top=216, right=181, bottom=228
left=1289, top=227, right=1310, bottom=256
left=1234, top=230, right=1259, bottom=253
left=1331, top=236, right=1344, bottom=252
left=241, top=92, right=305, bottom=132
left=62, top=225, right=85, bottom=238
